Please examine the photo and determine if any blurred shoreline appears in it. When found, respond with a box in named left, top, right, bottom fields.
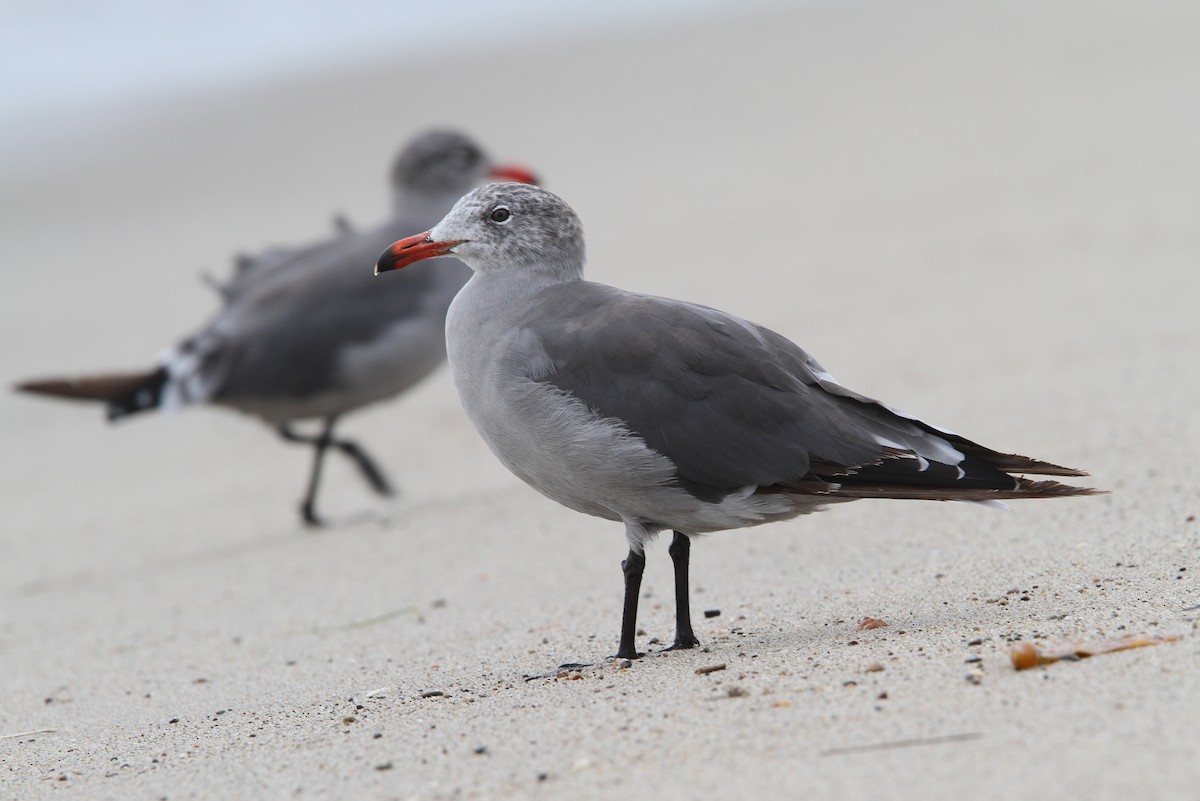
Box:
left=0, top=0, right=807, bottom=177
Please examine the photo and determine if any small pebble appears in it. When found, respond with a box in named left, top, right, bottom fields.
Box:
left=695, top=663, right=727, bottom=675
left=704, top=609, right=721, bottom=618
left=375, top=762, right=393, bottom=771
left=420, top=690, right=445, bottom=698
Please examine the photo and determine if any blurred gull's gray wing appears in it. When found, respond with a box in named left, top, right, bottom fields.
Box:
left=171, top=217, right=468, bottom=415
left=514, top=283, right=1083, bottom=503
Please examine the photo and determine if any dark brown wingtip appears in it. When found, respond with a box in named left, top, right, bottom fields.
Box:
left=967, top=448, right=1092, bottom=478
left=1012, top=478, right=1106, bottom=497
left=795, top=477, right=1104, bottom=502
left=1021, top=463, right=1091, bottom=478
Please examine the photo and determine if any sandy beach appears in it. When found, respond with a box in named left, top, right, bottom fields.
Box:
left=2, top=0, right=1199, bottom=798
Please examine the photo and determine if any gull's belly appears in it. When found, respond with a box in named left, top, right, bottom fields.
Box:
left=470, top=378, right=676, bottom=523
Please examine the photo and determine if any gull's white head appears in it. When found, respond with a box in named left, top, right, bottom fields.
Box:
left=376, top=183, right=585, bottom=280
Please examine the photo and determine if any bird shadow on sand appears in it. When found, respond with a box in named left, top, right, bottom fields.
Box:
left=10, top=507, right=393, bottom=601
left=515, top=598, right=1050, bottom=684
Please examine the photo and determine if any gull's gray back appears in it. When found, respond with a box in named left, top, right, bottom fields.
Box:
left=165, top=214, right=470, bottom=423
left=446, top=276, right=811, bottom=544
left=159, top=129, right=492, bottom=423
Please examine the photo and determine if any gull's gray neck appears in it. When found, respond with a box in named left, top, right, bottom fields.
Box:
left=448, top=265, right=575, bottom=340
left=444, top=265, right=577, bottom=407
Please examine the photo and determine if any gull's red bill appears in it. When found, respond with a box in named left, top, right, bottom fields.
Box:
left=487, top=164, right=538, bottom=185
left=375, top=231, right=462, bottom=274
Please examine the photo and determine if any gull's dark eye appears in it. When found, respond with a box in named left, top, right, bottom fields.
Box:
left=489, top=207, right=511, bottom=223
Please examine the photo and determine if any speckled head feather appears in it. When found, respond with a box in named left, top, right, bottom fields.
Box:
left=431, top=183, right=586, bottom=278
left=389, top=129, right=488, bottom=198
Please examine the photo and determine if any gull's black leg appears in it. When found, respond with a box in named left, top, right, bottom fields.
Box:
left=279, top=420, right=394, bottom=498
left=278, top=416, right=395, bottom=523
left=299, top=416, right=338, bottom=526
left=666, top=531, right=700, bottom=650
left=617, top=548, right=646, bottom=659
left=330, top=437, right=394, bottom=496
left=278, top=416, right=338, bottom=526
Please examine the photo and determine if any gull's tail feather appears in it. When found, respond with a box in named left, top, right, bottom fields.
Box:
left=16, top=368, right=169, bottom=421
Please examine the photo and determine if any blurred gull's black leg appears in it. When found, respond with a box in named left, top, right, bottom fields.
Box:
left=666, top=531, right=700, bottom=650
left=279, top=417, right=338, bottom=526
left=617, top=549, right=646, bottom=659
left=278, top=417, right=393, bottom=523
left=331, top=437, right=394, bottom=496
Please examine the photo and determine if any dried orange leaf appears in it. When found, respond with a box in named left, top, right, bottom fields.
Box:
left=1009, top=642, right=1042, bottom=670
left=857, top=617, right=889, bottom=631
left=1010, top=633, right=1181, bottom=670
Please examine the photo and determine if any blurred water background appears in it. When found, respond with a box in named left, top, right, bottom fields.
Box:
left=0, top=0, right=799, bottom=176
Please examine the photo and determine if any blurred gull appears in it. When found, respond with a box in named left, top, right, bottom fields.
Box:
left=17, top=129, right=536, bottom=525
left=376, top=184, right=1099, bottom=659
